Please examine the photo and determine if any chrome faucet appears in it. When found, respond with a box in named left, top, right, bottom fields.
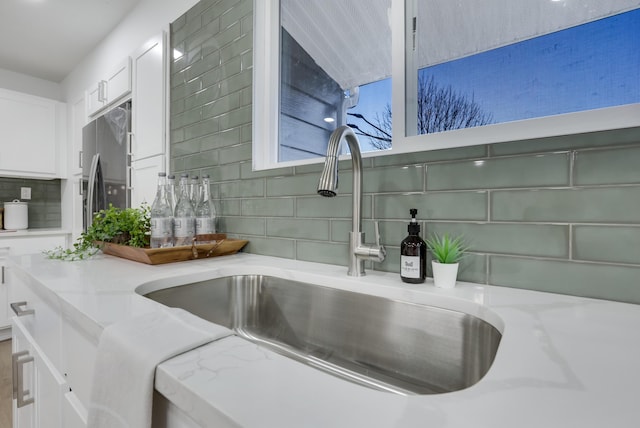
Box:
left=317, top=126, right=386, bottom=276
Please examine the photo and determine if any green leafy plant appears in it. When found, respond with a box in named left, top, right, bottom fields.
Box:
left=44, top=204, right=150, bottom=261
left=425, top=233, right=468, bottom=264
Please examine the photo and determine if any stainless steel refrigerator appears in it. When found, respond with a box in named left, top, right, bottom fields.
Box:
left=82, top=101, right=131, bottom=230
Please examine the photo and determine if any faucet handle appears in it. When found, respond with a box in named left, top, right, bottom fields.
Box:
left=374, top=221, right=382, bottom=248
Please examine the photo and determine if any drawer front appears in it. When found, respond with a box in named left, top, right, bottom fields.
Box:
left=8, top=268, right=62, bottom=370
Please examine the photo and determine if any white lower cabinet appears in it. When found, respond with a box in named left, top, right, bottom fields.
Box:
left=12, top=317, right=67, bottom=428
left=0, top=247, right=9, bottom=333
left=8, top=261, right=204, bottom=428
left=8, top=264, right=88, bottom=428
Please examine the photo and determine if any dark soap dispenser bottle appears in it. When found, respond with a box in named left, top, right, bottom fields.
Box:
left=400, top=208, right=426, bottom=283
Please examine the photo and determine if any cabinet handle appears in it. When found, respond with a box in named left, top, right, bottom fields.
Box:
left=1, top=265, right=4, bottom=284
left=10, top=301, right=34, bottom=317
left=79, top=150, right=83, bottom=169
left=13, top=350, right=34, bottom=408
left=98, top=80, right=108, bottom=102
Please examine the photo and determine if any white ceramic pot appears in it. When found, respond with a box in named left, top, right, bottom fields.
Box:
left=4, top=199, right=28, bottom=230
left=431, top=261, right=459, bottom=289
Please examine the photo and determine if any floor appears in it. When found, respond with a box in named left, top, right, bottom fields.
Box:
left=0, top=339, right=12, bottom=427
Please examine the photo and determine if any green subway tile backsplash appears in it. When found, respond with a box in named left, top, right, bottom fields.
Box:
left=492, top=187, right=640, bottom=223
left=0, top=178, right=61, bottom=229
left=574, top=146, right=640, bottom=186
left=573, top=225, right=640, bottom=265
left=375, top=192, right=487, bottom=221
left=426, top=153, right=570, bottom=190
left=489, top=256, right=640, bottom=304
left=267, top=218, right=330, bottom=241
left=426, top=222, right=569, bottom=258
left=296, top=195, right=372, bottom=219
left=170, top=0, right=640, bottom=304
left=241, top=198, right=294, bottom=217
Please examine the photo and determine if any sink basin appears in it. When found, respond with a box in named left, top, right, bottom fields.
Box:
left=143, top=275, right=501, bottom=395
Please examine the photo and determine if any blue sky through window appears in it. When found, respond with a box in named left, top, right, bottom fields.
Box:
left=349, top=7, right=640, bottom=149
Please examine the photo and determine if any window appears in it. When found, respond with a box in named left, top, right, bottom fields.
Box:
left=253, top=0, right=640, bottom=171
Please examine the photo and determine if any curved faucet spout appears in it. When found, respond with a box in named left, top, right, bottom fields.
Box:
left=317, top=126, right=385, bottom=276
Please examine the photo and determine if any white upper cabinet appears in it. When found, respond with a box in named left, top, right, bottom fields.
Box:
left=131, top=32, right=167, bottom=161
left=0, top=89, right=66, bottom=179
left=85, top=57, right=132, bottom=117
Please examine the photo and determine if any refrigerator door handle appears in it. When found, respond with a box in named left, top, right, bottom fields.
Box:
left=86, top=153, right=100, bottom=229
left=127, top=131, right=133, bottom=156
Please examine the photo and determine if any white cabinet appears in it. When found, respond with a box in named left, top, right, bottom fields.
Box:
left=131, top=154, right=165, bottom=208
left=131, top=32, right=167, bottom=161
left=0, top=247, right=9, bottom=335
left=8, top=263, right=89, bottom=428
left=69, top=96, right=86, bottom=177
left=0, top=89, right=66, bottom=179
left=86, top=57, right=132, bottom=117
left=12, top=316, right=67, bottom=428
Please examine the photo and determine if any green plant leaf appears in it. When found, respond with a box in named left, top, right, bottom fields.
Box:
left=44, top=204, right=151, bottom=261
left=425, top=233, right=468, bottom=264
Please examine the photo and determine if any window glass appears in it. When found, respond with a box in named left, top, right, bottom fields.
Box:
left=279, top=0, right=392, bottom=161
left=407, top=3, right=640, bottom=136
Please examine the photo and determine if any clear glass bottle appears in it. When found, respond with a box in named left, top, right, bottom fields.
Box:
left=195, top=174, right=217, bottom=242
left=173, top=173, right=195, bottom=246
left=189, top=175, right=201, bottom=208
left=166, top=174, right=177, bottom=214
left=400, top=208, right=426, bottom=283
left=150, top=172, right=174, bottom=248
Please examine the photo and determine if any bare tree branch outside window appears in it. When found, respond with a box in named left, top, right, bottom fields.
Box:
left=349, top=75, right=494, bottom=150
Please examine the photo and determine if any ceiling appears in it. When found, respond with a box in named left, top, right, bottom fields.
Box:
left=0, top=0, right=142, bottom=83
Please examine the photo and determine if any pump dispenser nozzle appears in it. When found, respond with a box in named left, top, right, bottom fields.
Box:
left=408, top=208, right=420, bottom=234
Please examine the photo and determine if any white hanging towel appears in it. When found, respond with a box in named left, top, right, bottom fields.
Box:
left=87, top=307, right=233, bottom=428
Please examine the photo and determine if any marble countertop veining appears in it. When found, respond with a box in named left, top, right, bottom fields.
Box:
left=8, top=252, right=640, bottom=428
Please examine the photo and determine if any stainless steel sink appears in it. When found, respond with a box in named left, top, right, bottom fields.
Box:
left=143, top=275, right=501, bottom=395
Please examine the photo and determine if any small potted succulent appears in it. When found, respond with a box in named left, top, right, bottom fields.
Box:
left=425, top=233, right=468, bottom=288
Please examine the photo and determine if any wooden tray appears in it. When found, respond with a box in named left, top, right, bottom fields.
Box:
left=98, top=237, right=248, bottom=265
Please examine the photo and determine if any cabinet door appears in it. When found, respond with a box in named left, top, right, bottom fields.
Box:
left=70, top=96, right=86, bottom=177
left=85, top=83, right=106, bottom=117
left=0, top=252, right=9, bottom=331
left=132, top=32, right=166, bottom=161
left=0, top=89, right=61, bottom=177
left=131, top=154, right=165, bottom=208
left=12, top=319, right=35, bottom=428
left=12, top=318, right=66, bottom=428
left=105, top=57, right=132, bottom=105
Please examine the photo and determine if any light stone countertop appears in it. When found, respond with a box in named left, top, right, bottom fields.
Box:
left=8, top=252, right=640, bottom=428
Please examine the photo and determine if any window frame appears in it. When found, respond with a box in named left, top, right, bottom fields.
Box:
left=253, top=0, right=640, bottom=171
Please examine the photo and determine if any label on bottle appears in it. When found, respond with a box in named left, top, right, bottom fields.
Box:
left=173, top=217, right=195, bottom=238
left=150, top=217, right=173, bottom=238
left=400, top=255, right=421, bottom=279
left=195, top=217, right=215, bottom=234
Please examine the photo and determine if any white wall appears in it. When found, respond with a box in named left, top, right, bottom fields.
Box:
left=61, top=0, right=198, bottom=103
left=0, top=67, right=62, bottom=101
